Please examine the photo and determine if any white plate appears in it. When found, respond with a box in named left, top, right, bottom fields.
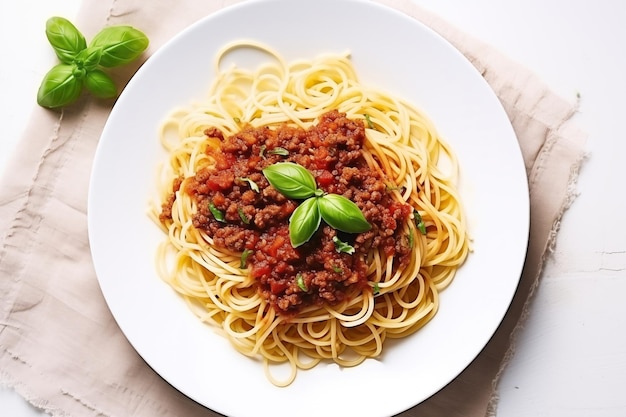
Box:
left=88, top=0, right=529, bottom=416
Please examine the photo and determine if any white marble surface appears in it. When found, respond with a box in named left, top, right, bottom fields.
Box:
left=1, top=0, right=625, bottom=416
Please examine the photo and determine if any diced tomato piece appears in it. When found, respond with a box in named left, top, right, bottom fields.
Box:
left=270, top=280, right=289, bottom=294
left=268, top=235, right=285, bottom=257
left=389, top=202, right=412, bottom=220
left=206, top=171, right=234, bottom=191
left=313, top=147, right=330, bottom=169
left=274, top=261, right=288, bottom=274
left=280, top=200, right=296, bottom=217
left=317, top=170, right=334, bottom=187
left=212, top=192, right=226, bottom=206
left=247, top=155, right=262, bottom=170
left=252, top=264, right=271, bottom=278
left=212, top=151, right=235, bottom=171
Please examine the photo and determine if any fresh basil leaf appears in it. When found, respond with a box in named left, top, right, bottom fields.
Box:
left=45, top=17, right=87, bottom=64
left=289, top=197, right=320, bottom=247
left=296, top=273, right=308, bottom=292
left=332, top=236, right=355, bottom=255
left=83, top=69, right=117, bottom=99
left=318, top=194, right=371, bottom=233
left=262, top=162, right=317, bottom=200
left=259, top=145, right=267, bottom=158
left=240, top=249, right=253, bottom=268
left=89, top=25, right=149, bottom=67
left=208, top=201, right=225, bottom=222
left=36, top=64, right=83, bottom=108
left=74, top=46, right=103, bottom=71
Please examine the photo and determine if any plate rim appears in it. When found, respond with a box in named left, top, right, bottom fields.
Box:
left=88, top=0, right=529, bottom=416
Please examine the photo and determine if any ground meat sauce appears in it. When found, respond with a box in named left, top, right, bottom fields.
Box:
left=160, top=110, right=413, bottom=315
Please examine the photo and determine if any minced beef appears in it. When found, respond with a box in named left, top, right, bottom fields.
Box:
left=160, top=110, right=412, bottom=315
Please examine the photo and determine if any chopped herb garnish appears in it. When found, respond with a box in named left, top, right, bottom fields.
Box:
left=296, top=273, right=308, bottom=292
left=238, top=207, right=250, bottom=224
left=371, top=282, right=380, bottom=295
left=240, top=248, right=253, bottom=268
left=332, top=265, right=343, bottom=274
left=260, top=145, right=289, bottom=159
left=407, top=231, right=414, bottom=249
left=267, top=147, right=289, bottom=156
left=364, top=113, right=374, bottom=129
left=209, top=201, right=225, bottom=222
left=332, top=236, right=355, bottom=255
left=238, top=177, right=260, bottom=192
left=414, top=210, right=426, bottom=235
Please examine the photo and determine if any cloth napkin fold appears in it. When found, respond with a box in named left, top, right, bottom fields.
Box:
left=0, top=0, right=587, bottom=416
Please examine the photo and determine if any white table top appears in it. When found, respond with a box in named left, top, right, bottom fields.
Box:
left=1, top=1, right=625, bottom=416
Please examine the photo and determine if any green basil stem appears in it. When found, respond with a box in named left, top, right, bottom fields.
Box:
left=74, top=47, right=103, bottom=72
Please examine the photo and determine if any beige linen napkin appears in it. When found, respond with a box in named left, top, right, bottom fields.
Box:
left=0, top=0, right=587, bottom=416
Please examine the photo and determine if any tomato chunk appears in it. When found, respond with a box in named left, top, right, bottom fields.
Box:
left=317, top=170, right=335, bottom=187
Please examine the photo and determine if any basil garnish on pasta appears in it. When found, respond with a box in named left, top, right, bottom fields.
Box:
left=262, top=162, right=371, bottom=248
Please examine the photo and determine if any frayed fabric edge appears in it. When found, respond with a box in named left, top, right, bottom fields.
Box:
left=1, top=369, right=113, bottom=417
left=484, top=147, right=588, bottom=417
left=1, top=371, right=65, bottom=417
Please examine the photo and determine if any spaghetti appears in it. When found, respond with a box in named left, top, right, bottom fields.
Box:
left=150, top=40, right=469, bottom=386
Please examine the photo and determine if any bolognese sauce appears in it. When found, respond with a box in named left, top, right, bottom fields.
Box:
left=160, top=110, right=412, bottom=315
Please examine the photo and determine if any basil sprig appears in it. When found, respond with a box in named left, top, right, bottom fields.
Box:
left=262, top=162, right=371, bottom=248
left=37, top=16, right=149, bottom=109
